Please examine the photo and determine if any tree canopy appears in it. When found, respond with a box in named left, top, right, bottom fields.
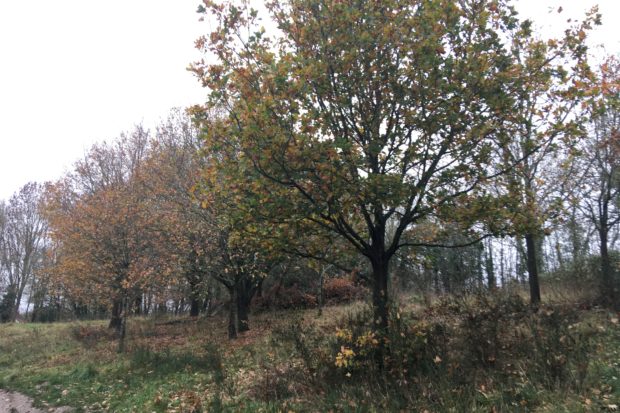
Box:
left=191, top=0, right=595, bottom=328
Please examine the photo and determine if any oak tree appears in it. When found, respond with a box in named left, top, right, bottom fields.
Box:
left=193, top=0, right=550, bottom=331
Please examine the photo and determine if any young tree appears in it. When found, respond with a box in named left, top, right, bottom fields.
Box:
left=137, top=109, right=214, bottom=317
left=192, top=0, right=562, bottom=331
left=195, top=169, right=284, bottom=338
left=0, top=183, right=48, bottom=322
left=44, top=127, right=157, bottom=343
left=497, top=10, right=597, bottom=305
left=580, top=57, right=620, bottom=308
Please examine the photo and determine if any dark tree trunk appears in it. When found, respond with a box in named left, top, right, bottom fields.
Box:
left=109, top=298, right=123, bottom=333
left=235, top=278, right=256, bottom=333
left=227, top=287, right=238, bottom=339
left=485, top=239, right=496, bottom=290
left=317, top=268, right=325, bottom=317
left=8, top=286, right=20, bottom=323
left=133, top=295, right=142, bottom=315
left=371, top=257, right=389, bottom=333
left=190, top=297, right=201, bottom=317
left=599, top=226, right=617, bottom=308
left=237, top=292, right=250, bottom=333
left=187, top=272, right=204, bottom=317
left=525, top=233, right=541, bottom=306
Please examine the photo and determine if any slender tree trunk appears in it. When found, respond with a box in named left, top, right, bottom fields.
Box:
left=599, top=226, right=617, bottom=307
left=145, top=294, right=152, bottom=315
left=188, top=273, right=204, bottom=317
left=317, top=268, right=325, bottom=317
left=10, top=281, right=27, bottom=323
left=189, top=276, right=202, bottom=317
left=554, top=234, right=564, bottom=270
left=499, top=239, right=506, bottom=287
left=133, top=295, right=142, bottom=315
left=525, top=233, right=541, bottom=306
left=118, top=297, right=128, bottom=353
left=11, top=255, right=33, bottom=322
left=485, top=238, right=496, bottom=290
left=228, top=287, right=238, bottom=339
left=515, top=237, right=527, bottom=284
left=24, top=283, right=33, bottom=317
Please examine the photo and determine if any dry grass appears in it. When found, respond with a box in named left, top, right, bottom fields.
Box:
left=0, top=288, right=618, bottom=412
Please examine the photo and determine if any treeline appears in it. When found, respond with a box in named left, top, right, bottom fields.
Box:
left=0, top=0, right=619, bottom=343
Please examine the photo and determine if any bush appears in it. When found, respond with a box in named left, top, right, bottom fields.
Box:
left=460, top=293, right=529, bottom=367
left=254, top=285, right=317, bottom=310
left=268, top=292, right=598, bottom=411
left=323, top=278, right=366, bottom=305
left=525, top=305, right=592, bottom=389
left=0, top=287, right=16, bottom=322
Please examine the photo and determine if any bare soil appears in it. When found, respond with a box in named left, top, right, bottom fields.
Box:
left=0, top=390, right=72, bottom=413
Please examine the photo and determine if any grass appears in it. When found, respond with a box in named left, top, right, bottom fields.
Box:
left=0, top=294, right=618, bottom=412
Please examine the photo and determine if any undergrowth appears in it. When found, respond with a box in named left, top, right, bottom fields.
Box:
left=0, top=293, right=618, bottom=412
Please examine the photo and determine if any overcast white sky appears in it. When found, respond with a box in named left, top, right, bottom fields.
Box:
left=0, top=1, right=619, bottom=201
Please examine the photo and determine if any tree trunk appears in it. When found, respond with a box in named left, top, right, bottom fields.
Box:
left=117, top=297, right=128, bottom=353
left=485, top=238, right=496, bottom=290
left=190, top=297, right=201, bottom=317
left=10, top=285, right=23, bottom=323
left=236, top=276, right=257, bottom=333
left=317, top=268, right=325, bottom=317
left=499, top=239, right=506, bottom=287
left=525, top=233, right=541, bottom=306
left=109, top=298, right=123, bottom=332
left=133, top=295, right=142, bottom=315
left=599, top=226, right=617, bottom=308
left=554, top=233, right=564, bottom=270
left=237, top=290, right=250, bottom=333
left=515, top=237, right=527, bottom=284
left=371, top=257, right=389, bottom=333
left=228, top=287, right=238, bottom=339
left=187, top=273, right=204, bottom=317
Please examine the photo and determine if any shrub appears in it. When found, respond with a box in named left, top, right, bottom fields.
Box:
left=254, top=285, right=317, bottom=310
left=268, top=291, right=600, bottom=411
left=323, top=278, right=367, bottom=305
left=460, top=293, right=529, bottom=367
left=525, top=305, right=592, bottom=389
left=0, top=287, right=16, bottom=322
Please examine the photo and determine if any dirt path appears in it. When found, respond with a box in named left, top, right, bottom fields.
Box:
left=0, top=390, right=72, bottom=413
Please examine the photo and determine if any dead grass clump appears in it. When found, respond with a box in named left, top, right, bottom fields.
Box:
left=249, top=363, right=313, bottom=402
left=70, top=324, right=116, bottom=347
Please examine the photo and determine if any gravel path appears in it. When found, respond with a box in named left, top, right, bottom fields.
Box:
left=0, top=390, right=72, bottom=413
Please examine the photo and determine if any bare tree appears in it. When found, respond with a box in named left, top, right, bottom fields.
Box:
left=580, top=58, right=620, bottom=308
left=0, top=183, right=48, bottom=322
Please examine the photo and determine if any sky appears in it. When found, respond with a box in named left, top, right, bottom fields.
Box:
left=1, top=1, right=619, bottom=201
